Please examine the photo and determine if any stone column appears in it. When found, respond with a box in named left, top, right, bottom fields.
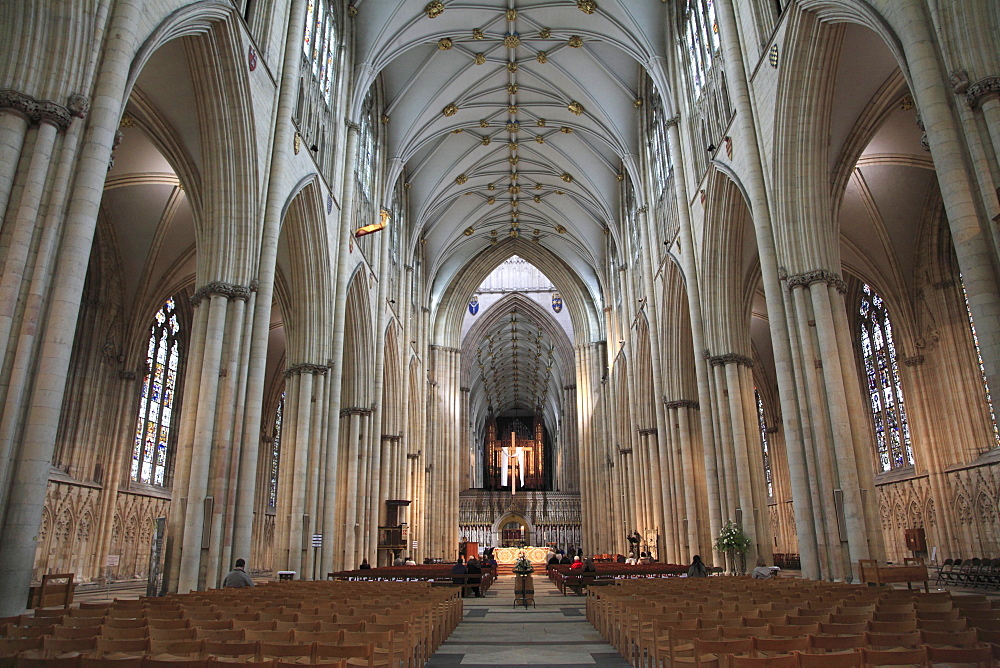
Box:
left=665, top=118, right=722, bottom=552
left=232, top=0, right=309, bottom=566
left=715, top=0, right=821, bottom=578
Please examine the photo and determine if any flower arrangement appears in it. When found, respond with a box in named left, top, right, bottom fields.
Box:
left=714, top=520, right=752, bottom=574
left=513, top=553, right=534, bottom=575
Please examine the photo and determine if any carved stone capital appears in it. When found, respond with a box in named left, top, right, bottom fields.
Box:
left=617, top=446, right=633, bottom=455
left=709, top=353, right=755, bottom=368
left=638, top=427, right=657, bottom=436
left=933, top=278, right=956, bottom=290
left=0, top=89, right=75, bottom=130
left=339, top=406, right=373, bottom=418
left=665, top=115, right=680, bottom=129
left=903, top=355, right=925, bottom=367
left=785, top=269, right=847, bottom=293
left=381, top=434, right=402, bottom=442
left=191, top=281, right=253, bottom=305
left=119, top=370, right=137, bottom=381
left=283, top=363, right=329, bottom=377
left=663, top=399, right=700, bottom=410
left=966, top=76, right=1000, bottom=108
left=563, top=384, right=577, bottom=391
left=345, top=119, right=360, bottom=131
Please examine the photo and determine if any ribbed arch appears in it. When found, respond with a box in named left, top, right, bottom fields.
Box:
left=341, top=269, right=375, bottom=408
left=279, top=179, right=334, bottom=364
left=433, top=239, right=603, bottom=346
left=700, top=168, right=754, bottom=355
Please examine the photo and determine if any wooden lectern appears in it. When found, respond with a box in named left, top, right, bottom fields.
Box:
left=463, top=541, right=479, bottom=561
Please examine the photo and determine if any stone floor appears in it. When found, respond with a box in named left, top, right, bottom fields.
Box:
left=425, top=574, right=630, bottom=667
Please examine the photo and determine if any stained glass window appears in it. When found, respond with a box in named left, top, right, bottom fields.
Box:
left=754, top=389, right=773, bottom=497
left=269, top=393, right=284, bottom=508
left=130, top=298, right=181, bottom=486
left=859, top=284, right=913, bottom=471
left=300, top=0, right=337, bottom=105
left=684, top=0, right=720, bottom=98
left=960, top=277, right=1000, bottom=450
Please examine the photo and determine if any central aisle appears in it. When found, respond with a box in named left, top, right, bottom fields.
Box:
left=426, top=573, right=631, bottom=667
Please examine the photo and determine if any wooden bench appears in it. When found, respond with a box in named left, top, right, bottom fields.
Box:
left=859, top=559, right=929, bottom=592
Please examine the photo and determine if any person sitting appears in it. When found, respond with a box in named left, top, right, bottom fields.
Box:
left=559, top=553, right=572, bottom=565
left=570, top=556, right=584, bottom=570
left=223, top=559, right=254, bottom=588
left=466, top=557, right=483, bottom=597
left=583, top=557, right=596, bottom=573
left=548, top=553, right=561, bottom=567
left=404, top=555, right=416, bottom=566
left=359, top=558, right=372, bottom=570
left=751, top=555, right=775, bottom=579
left=393, top=554, right=405, bottom=566
left=639, top=551, right=652, bottom=565
left=687, top=554, right=708, bottom=578
left=625, top=552, right=637, bottom=565
left=451, top=558, right=467, bottom=591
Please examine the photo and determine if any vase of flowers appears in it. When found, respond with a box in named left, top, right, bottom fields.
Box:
left=513, top=552, right=534, bottom=575
left=714, top=520, right=752, bottom=575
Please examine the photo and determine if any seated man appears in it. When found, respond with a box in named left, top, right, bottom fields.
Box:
left=451, top=558, right=467, bottom=594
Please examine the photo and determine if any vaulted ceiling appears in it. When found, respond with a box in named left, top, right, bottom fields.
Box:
left=353, top=0, right=674, bottom=307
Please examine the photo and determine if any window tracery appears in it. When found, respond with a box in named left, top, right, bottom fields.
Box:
left=754, top=389, right=773, bottom=498
left=858, top=284, right=913, bottom=471
left=130, top=298, right=181, bottom=486
left=296, top=0, right=341, bottom=184
left=268, top=393, right=284, bottom=509
left=960, top=277, right=1000, bottom=450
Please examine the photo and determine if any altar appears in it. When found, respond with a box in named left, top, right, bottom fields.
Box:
left=493, top=546, right=549, bottom=565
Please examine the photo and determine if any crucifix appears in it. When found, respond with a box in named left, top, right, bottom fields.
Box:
left=501, top=431, right=531, bottom=495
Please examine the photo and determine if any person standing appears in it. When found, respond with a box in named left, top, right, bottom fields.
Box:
left=222, top=559, right=254, bottom=588
left=751, top=556, right=775, bottom=579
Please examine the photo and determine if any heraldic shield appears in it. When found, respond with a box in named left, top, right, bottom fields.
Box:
left=469, top=295, right=480, bottom=315
left=551, top=293, right=563, bottom=313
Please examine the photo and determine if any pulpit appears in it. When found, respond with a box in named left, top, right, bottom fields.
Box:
left=462, top=541, right=479, bottom=561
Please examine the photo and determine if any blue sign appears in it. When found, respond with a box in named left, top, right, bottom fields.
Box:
left=469, top=296, right=479, bottom=315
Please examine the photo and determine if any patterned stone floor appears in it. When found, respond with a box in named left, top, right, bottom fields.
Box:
left=425, top=574, right=630, bottom=667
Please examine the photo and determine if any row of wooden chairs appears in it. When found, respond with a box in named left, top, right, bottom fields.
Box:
left=587, top=577, right=1000, bottom=667
left=2, top=581, right=464, bottom=667
left=702, top=645, right=993, bottom=667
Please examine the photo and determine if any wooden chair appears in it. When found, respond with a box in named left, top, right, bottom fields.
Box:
left=668, top=626, right=721, bottom=666
left=148, top=628, right=197, bottom=641
left=922, top=644, right=993, bottom=667
left=147, top=639, right=204, bottom=658
left=819, top=622, right=868, bottom=636
left=257, top=641, right=312, bottom=663
left=919, top=628, right=979, bottom=648
left=104, top=618, right=147, bottom=629
left=808, top=633, right=866, bottom=654
left=729, top=654, right=797, bottom=668
left=752, top=635, right=809, bottom=657
left=188, top=620, right=231, bottom=631
left=94, top=637, right=149, bottom=656
left=796, top=650, right=863, bottom=667
left=690, top=637, right=754, bottom=667
left=60, top=617, right=105, bottom=629
left=79, top=653, right=143, bottom=667
left=41, top=637, right=98, bottom=654
left=145, top=619, right=189, bottom=631
left=313, top=643, right=374, bottom=668
left=14, top=653, right=82, bottom=667
left=915, top=618, right=966, bottom=632
left=769, top=623, right=818, bottom=637
left=242, top=630, right=291, bottom=643
left=859, top=646, right=928, bottom=666
left=868, top=620, right=917, bottom=634
left=865, top=629, right=923, bottom=649
left=139, top=658, right=208, bottom=668
left=201, top=640, right=257, bottom=661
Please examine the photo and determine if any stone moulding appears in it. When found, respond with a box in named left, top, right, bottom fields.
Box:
left=785, top=269, right=847, bottom=293
left=709, top=353, right=754, bottom=368
left=283, top=363, right=329, bottom=377
left=0, top=89, right=79, bottom=130
left=190, top=281, right=254, bottom=305
left=663, top=399, right=700, bottom=410
left=966, top=76, right=1000, bottom=108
